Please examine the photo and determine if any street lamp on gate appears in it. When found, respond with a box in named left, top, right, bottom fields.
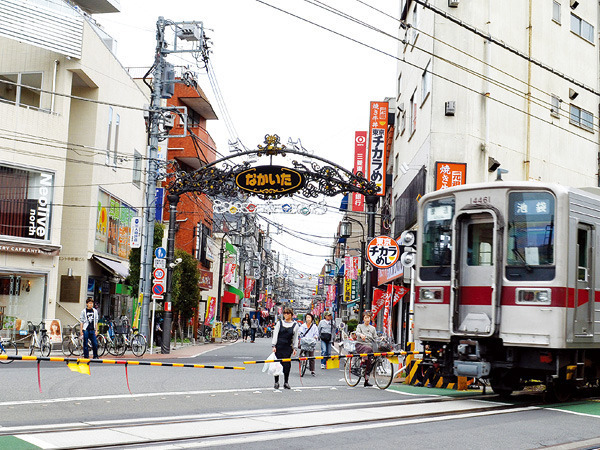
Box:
left=339, top=215, right=366, bottom=319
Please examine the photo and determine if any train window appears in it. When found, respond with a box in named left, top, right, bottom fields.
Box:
left=577, top=228, right=589, bottom=282
left=422, top=197, right=454, bottom=267
left=467, top=223, right=494, bottom=266
left=507, top=192, right=555, bottom=266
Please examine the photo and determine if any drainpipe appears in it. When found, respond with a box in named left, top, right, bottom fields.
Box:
left=51, top=60, right=59, bottom=113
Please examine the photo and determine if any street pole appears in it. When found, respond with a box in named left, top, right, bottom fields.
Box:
left=161, top=193, right=179, bottom=354
left=358, top=238, right=366, bottom=319
left=216, top=238, right=225, bottom=323
left=140, top=16, right=166, bottom=339
left=364, top=195, right=378, bottom=311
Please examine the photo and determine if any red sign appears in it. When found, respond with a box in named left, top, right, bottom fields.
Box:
left=435, top=162, right=467, bottom=190
left=367, top=236, right=400, bottom=269
left=153, top=268, right=165, bottom=280
left=367, top=101, right=388, bottom=196
left=352, top=131, right=367, bottom=211
left=198, top=269, right=213, bottom=290
left=244, top=277, right=255, bottom=299
left=164, top=301, right=171, bottom=312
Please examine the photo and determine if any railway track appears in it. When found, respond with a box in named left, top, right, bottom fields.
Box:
left=2, top=393, right=544, bottom=449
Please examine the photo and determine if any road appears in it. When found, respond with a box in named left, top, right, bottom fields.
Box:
left=2, top=337, right=600, bottom=449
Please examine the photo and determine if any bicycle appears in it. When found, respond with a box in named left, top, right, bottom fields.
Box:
left=27, top=321, right=51, bottom=357
left=62, top=324, right=106, bottom=358
left=0, top=337, right=18, bottom=363
left=342, top=339, right=395, bottom=389
left=123, top=328, right=147, bottom=357
left=299, top=338, right=317, bottom=377
left=104, top=320, right=127, bottom=356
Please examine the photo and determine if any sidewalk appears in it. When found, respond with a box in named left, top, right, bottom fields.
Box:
left=48, top=340, right=232, bottom=361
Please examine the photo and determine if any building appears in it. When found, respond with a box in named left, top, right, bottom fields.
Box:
left=0, top=0, right=148, bottom=336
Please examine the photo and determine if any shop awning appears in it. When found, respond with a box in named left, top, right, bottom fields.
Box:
left=221, top=291, right=238, bottom=304
left=92, top=255, right=129, bottom=279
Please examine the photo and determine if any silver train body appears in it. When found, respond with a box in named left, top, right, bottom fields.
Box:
left=414, top=181, right=600, bottom=397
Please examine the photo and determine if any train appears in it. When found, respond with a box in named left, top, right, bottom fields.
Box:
left=412, top=181, right=600, bottom=399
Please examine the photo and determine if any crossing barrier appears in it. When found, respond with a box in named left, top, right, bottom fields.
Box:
left=402, top=343, right=472, bottom=390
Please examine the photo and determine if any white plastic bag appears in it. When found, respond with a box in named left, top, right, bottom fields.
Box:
left=262, top=352, right=283, bottom=376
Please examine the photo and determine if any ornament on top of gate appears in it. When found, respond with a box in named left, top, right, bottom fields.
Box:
left=256, top=134, right=287, bottom=157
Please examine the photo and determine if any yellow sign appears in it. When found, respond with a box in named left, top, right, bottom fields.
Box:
left=235, top=166, right=305, bottom=196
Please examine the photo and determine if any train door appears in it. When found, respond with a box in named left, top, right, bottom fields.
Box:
left=573, top=223, right=594, bottom=337
left=450, top=211, right=499, bottom=336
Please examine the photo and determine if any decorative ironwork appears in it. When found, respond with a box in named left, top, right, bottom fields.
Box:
left=256, top=134, right=287, bottom=157
left=165, top=135, right=380, bottom=200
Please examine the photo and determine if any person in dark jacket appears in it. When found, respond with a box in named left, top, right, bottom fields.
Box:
left=241, top=313, right=251, bottom=342
left=271, top=307, right=299, bottom=389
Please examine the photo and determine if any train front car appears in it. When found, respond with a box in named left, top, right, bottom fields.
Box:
left=414, top=181, right=600, bottom=400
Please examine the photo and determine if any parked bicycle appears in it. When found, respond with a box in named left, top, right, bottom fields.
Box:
left=27, top=321, right=51, bottom=357
left=342, top=337, right=395, bottom=389
left=123, top=328, right=147, bottom=357
left=222, top=323, right=239, bottom=343
left=0, top=337, right=18, bottom=363
left=62, top=324, right=106, bottom=358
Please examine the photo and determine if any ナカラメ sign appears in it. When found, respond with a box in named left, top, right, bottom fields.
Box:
left=235, top=166, right=305, bottom=196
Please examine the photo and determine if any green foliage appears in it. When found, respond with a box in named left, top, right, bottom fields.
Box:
left=126, top=222, right=165, bottom=295
left=171, top=249, right=200, bottom=325
left=346, top=319, right=359, bottom=333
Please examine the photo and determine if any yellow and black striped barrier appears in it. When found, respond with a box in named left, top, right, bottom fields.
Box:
left=0, top=354, right=246, bottom=370
left=242, top=350, right=426, bottom=365
left=403, top=344, right=472, bottom=390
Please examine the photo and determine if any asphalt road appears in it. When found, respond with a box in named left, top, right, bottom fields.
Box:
left=3, top=338, right=600, bottom=449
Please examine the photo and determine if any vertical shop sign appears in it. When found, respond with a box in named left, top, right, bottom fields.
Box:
left=352, top=131, right=367, bottom=211
left=435, top=162, right=467, bottom=190
left=367, top=101, right=388, bottom=196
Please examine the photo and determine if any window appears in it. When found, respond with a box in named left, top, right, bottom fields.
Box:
left=507, top=191, right=555, bottom=266
left=421, top=62, right=431, bottom=104
left=571, top=13, right=594, bottom=43
left=400, top=110, right=406, bottom=135
left=0, top=72, right=42, bottom=109
left=550, top=95, right=561, bottom=118
left=106, top=107, right=113, bottom=165
left=396, top=72, right=402, bottom=100
left=410, top=4, right=419, bottom=45
left=409, top=90, right=417, bottom=136
left=394, top=154, right=399, bottom=177
left=569, top=104, right=594, bottom=131
left=467, top=223, right=494, bottom=266
left=132, top=150, right=142, bottom=187
left=422, top=197, right=455, bottom=267
left=0, top=165, right=54, bottom=240
left=552, top=1, right=561, bottom=24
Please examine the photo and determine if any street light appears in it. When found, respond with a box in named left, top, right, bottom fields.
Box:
left=340, top=215, right=366, bottom=319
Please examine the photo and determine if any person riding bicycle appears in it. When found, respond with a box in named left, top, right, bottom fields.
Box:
left=355, top=311, right=377, bottom=387
left=298, top=313, right=319, bottom=376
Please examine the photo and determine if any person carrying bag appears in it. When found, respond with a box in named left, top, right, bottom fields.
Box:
left=318, top=312, right=335, bottom=369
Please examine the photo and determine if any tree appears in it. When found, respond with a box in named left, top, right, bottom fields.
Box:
left=126, top=222, right=165, bottom=295
left=171, top=249, right=200, bottom=326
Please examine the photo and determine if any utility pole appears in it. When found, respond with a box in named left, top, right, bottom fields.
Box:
left=141, top=16, right=205, bottom=341
left=139, top=16, right=166, bottom=339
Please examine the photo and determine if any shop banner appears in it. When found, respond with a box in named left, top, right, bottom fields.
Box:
left=382, top=290, right=391, bottom=337
left=393, top=285, right=409, bottom=306
left=244, top=277, right=255, bottom=299
left=435, top=161, right=467, bottom=190
left=326, top=285, right=336, bottom=307
left=372, top=284, right=393, bottom=316
left=223, top=263, right=236, bottom=285
left=367, top=101, right=389, bottom=196
left=205, top=296, right=216, bottom=326
left=352, top=131, right=367, bottom=211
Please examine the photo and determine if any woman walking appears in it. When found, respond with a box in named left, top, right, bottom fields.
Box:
left=241, top=313, right=251, bottom=342
left=271, top=307, right=298, bottom=389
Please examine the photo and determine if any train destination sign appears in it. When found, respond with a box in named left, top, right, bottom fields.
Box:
left=235, top=166, right=305, bottom=196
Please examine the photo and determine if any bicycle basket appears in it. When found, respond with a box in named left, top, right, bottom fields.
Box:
left=343, top=340, right=356, bottom=352
left=300, top=337, right=316, bottom=351
left=28, top=323, right=39, bottom=333
left=114, top=325, right=128, bottom=334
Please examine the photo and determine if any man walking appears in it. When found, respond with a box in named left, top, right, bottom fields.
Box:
left=318, top=312, right=335, bottom=369
left=80, top=297, right=99, bottom=359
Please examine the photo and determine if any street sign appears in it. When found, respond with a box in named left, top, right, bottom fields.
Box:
left=153, top=258, right=166, bottom=269
left=153, top=268, right=166, bottom=280
left=367, top=235, right=400, bottom=269
left=152, top=283, right=165, bottom=296
left=155, top=247, right=166, bottom=259
left=130, top=216, right=142, bottom=248
left=164, top=301, right=171, bottom=312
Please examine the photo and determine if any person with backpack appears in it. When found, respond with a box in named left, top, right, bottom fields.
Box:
left=318, top=311, right=335, bottom=369
left=271, top=307, right=299, bottom=389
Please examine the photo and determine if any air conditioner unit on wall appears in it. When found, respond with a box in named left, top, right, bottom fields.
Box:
left=449, top=0, right=459, bottom=7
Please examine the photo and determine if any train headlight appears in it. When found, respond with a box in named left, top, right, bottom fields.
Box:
left=419, top=288, right=443, bottom=303
left=516, top=288, right=551, bottom=305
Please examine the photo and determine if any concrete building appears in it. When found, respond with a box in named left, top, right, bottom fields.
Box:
left=392, top=0, right=600, bottom=238
left=0, top=0, right=148, bottom=337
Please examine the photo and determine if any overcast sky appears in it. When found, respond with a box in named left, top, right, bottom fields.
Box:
left=99, top=0, right=399, bottom=276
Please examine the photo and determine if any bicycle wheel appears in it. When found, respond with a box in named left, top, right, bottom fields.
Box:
left=0, top=341, right=17, bottom=363
left=29, top=334, right=36, bottom=356
left=40, top=335, right=51, bottom=357
left=373, top=357, right=394, bottom=390
left=69, top=338, right=82, bottom=356
left=131, top=334, right=147, bottom=357
left=230, top=330, right=239, bottom=343
left=96, top=334, right=107, bottom=357
left=204, top=327, right=212, bottom=341
left=300, top=350, right=308, bottom=377
left=106, top=338, right=118, bottom=356
left=344, top=355, right=362, bottom=387
left=114, top=335, right=127, bottom=356
left=61, top=338, right=73, bottom=356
